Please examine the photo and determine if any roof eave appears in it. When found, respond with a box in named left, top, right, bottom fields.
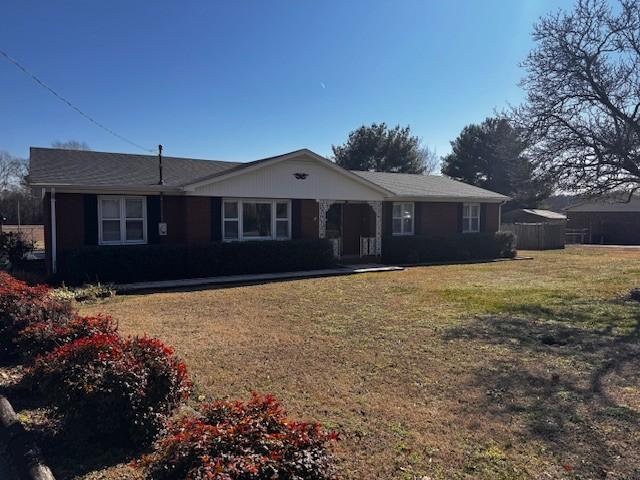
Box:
left=389, top=194, right=509, bottom=203
left=29, top=183, right=183, bottom=194
left=182, top=148, right=395, bottom=196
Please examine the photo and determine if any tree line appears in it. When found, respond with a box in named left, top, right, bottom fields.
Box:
left=0, top=141, right=90, bottom=225
left=333, top=0, right=639, bottom=209
left=4, top=0, right=638, bottom=219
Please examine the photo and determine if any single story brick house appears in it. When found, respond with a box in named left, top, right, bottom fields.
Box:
left=28, top=147, right=509, bottom=280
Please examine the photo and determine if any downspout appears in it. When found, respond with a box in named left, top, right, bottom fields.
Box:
left=498, top=200, right=505, bottom=231
left=158, top=145, right=165, bottom=236
left=50, top=187, right=57, bottom=274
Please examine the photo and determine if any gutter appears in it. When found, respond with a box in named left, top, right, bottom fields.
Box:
left=390, top=195, right=509, bottom=203
left=30, top=184, right=182, bottom=195
left=50, top=188, right=56, bottom=275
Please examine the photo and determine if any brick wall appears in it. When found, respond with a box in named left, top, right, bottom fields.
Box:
left=416, top=202, right=460, bottom=235
left=299, top=199, right=319, bottom=239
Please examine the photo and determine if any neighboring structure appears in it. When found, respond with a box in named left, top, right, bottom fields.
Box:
left=501, top=208, right=567, bottom=250
left=565, top=197, right=640, bottom=245
left=501, top=209, right=566, bottom=225
left=29, top=147, right=508, bottom=275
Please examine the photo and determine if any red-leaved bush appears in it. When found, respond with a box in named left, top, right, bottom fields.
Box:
left=16, top=313, right=118, bottom=359
left=0, top=272, right=73, bottom=357
left=27, top=333, right=191, bottom=444
left=138, top=393, right=338, bottom=480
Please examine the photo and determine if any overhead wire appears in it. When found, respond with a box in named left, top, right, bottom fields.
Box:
left=0, top=48, right=156, bottom=154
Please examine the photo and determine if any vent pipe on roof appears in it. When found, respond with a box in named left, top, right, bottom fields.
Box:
left=158, top=144, right=164, bottom=185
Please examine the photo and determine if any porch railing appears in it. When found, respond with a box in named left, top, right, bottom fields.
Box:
left=329, top=238, right=342, bottom=258
left=360, top=236, right=377, bottom=256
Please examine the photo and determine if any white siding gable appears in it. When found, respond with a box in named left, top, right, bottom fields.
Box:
left=189, top=154, right=385, bottom=201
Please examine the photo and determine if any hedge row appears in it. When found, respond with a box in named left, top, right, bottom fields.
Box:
left=0, top=272, right=190, bottom=443
left=382, top=231, right=517, bottom=264
left=0, top=272, right=338, bottom=478
left=58, top=239, right=336, bottom=284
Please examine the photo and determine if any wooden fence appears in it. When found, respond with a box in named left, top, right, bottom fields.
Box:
left=565, top=228, right=590, bottom=244
left=0, top=225, right=45, bottom=249
left=501, top=222, right=566, bottom=250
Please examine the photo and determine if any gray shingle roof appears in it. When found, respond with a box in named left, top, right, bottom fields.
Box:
left=29, top=147, right=508, bottom=201
left=29, top=147, right=241, bottom=188
left=521, top=209, right=566, bottom=219
left=565, top=197, right=640, bottom=212
left=351, top=171, right=509, bottom=201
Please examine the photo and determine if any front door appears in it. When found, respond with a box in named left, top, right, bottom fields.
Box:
left=342, top=204, right=362, bottom=256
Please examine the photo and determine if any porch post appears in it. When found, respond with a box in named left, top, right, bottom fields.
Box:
left=367, top=200, right=383, bottom=256
left=317, top=199, right=336, bottom=239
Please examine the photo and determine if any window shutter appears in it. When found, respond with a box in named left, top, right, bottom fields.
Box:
left=382, top=202, right=393, bottom=237
left=457, top=203, right=464, bottom=233
left=291, top=199, right=302, bottom=239
left=480, top=204, right=487, bottom=232
left=414, top=202, right=422, bottom=235
left=83, top=194, right=98, bottom=245
left=147, top=196, right=161, bottom=244
left=211, top=197, right=222, bottom=241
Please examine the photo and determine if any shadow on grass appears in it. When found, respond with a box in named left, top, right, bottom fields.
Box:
left=0, top=369, right=142, bottom=479
left=28, top=423, right=145, bottom=480
left=443, top=299, right=640, bottom=478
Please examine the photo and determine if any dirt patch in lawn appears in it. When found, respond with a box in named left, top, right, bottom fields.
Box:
left=73, top=247, right=640, bottom=479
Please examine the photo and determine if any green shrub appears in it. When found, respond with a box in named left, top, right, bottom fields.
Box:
left=51, top=283, right=115, bottom=303
left=383, top=231, right=516, bottom=264
left=57, top=239, right=335, bottom=284
left=27, top=333, right=191, bottom=445
left=138, top=393, right=338, bottom=480
left=0, top=231, right=34, bottom=271
left=0, top=272, right=73, bottom=358
left=15, top=313, right=118, bottom=360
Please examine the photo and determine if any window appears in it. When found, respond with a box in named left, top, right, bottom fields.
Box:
left=463, top=203, right=481, bottom=233
left=223, top=201, right=239, bottom=240
left=98, top=196, right=147, bottom=245
left=275, top=201, right=290, bottom=239
left=392, top=202, right=414, bottom=235
left=243, top=202, right=272, bottom=238
left=222, top=199, right=291, bottom=241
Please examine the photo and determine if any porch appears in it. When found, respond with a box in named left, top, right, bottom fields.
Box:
left=317, top=200, right=382, bottom=261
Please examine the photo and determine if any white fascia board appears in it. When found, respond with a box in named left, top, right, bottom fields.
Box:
left=182, top=149, right=395, bottom=197
left=389, top=195, right=510, bottom=203
left=31, top=184, right=182, bottom=195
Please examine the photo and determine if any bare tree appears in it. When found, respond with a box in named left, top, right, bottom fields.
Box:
left=51, top=140, right=91, bottom=150
left=514, top=0, right=640, bottom=199
left=420, top=145, right=439, bottom=175
left=0, top=151, right=26, bottom=192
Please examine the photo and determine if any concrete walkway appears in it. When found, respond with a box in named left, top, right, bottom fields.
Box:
left=567, top=244, right=640, bottom=249
left=116, top=264, right=404, bottom=293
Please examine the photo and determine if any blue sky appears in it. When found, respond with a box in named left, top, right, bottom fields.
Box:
left=1, top=0, right=574, bottom=163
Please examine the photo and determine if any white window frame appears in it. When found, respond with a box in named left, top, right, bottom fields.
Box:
left=392, top=202, right=414, bottom=236
left=222, top=198, right=291, bottom=241
left=98, top=195, right=147, bottom=245
left=462, top=202, right=481, bottom=233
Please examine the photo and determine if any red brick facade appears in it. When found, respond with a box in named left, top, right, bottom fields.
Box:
left=483, top=203, right=500, bottom=232
left=416, top=202, right=460, bottom=235
left=299, top=199, right=319, bottom=239
left=44, top=194, right=502, bottom=274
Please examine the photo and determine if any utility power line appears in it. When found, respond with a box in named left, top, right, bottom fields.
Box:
left=0, top=48, right=156, bottom=153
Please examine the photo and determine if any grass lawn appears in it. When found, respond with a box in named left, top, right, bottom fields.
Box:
left=81, top=246, right=640, bottom=480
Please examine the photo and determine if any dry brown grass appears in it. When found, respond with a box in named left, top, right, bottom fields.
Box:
left=81, top=246, right=640, bottom=480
